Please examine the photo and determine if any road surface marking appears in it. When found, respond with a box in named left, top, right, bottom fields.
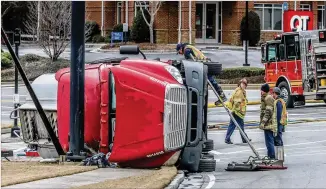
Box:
left=210, top=150, right=223, bottom=155
left=207, top=140, right=326, bottom=155
left=205, top=174, right=216, bottom=189
left=208, top=129, right=326, bottom=135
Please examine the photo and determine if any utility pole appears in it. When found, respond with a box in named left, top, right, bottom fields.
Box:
left=68, top=1, right=86, bottom=159
left=11, top=28, right=21, bottom=137
left=243, top=1, right=250, bottom=66
left=37, top=1, right=40, bottom=41
left=324, top=1, right=326, bottom=29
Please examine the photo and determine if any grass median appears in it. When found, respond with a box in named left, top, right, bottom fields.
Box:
left=1, top=161, right=97, bottom=187
left=73, top=166, right=177, bottom=189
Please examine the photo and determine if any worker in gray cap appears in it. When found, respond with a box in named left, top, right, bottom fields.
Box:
left=272, top=87, right=288, bottom=147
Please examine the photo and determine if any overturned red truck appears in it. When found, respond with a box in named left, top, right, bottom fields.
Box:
left=17, top=46, right=222, bottom=172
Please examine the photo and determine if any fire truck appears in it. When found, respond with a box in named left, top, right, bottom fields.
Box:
left=261, top=30, right=326, bottom=108
left=16, top=46, right=221, bottom=172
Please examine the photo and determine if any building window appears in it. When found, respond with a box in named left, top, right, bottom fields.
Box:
left=117, top=2, right=122, bottom=24
left=254, top=4, right=282, bottom=31
left=134, top=1, right=149, bottom=17
left=300, top=4, right=311, bottom=11
left=318, top=5, right=325, bottom=29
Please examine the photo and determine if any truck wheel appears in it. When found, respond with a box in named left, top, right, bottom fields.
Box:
left=324, top=100, right=326, bottom=104
left=198, top=159, right=216, bottom=172
left=278, top=81, right=294, bottom=108
left=205, top=62, right=222, bottom=76
left=202, top=139, right=214, bottom=153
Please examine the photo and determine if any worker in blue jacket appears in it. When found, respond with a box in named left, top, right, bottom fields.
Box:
left=272, top=87, right=286, bottom=147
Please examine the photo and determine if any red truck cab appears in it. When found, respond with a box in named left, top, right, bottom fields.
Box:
left=18, top=46, right=217, bottom=172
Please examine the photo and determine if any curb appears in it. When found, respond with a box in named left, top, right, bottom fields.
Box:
left=208, top=118, right=326, bottom=130
left=207, top=99, right=324, bottom=108
left=164, top=170, right=185, bottom=189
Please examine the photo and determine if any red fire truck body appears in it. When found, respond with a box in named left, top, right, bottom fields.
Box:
left=261, top=30, right=326, bottom=107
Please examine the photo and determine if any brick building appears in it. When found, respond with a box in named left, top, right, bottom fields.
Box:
left=86, top=1, right=326, bottom=45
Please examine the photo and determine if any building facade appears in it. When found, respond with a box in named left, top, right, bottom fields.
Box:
left=86, top=1, right=326, bottom=45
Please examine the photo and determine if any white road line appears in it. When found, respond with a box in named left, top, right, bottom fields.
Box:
left=1, top=106, right=14, bottom=109
left=209, top=140, right=326, bottom=155
left=208, top=129, right=326, bottom=135
left=205, top=174, right=216, bottom=189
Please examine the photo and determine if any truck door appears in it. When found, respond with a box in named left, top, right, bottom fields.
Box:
left=264, top=43, right=279, bottom=87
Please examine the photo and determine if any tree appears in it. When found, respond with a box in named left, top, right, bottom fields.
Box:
left=240, top=11, right=261, bottom=46
left=136, top=1, right=162, bottom=44
left=131, top=10, right=150, bottom=43
left=25, top=1, right=72, bottom=61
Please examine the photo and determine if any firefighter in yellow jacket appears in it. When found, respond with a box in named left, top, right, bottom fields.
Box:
left=259, top=83, right=277, bottom=159
left=224, top=78, right=251, bottom=144
left=272, top=87, right=287, bottom=147
left=176, top=43, right=227, bottom=103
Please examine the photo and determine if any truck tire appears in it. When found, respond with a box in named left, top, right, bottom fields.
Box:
left=278, top=81, right=294, bottom=108
left=198, top=159, right=216, bottom=172
left=324, top=100, right=326, bottom=104
left=202, top=139, right=214, bottom=153
left=205, top=62, right=222, bottom=76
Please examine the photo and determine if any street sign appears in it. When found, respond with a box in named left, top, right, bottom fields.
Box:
left=111, top=32, right=124, bottom=41
left=283, top=2, right=288, bottom=11
left=13, top=94, right=20, bottom=104
left=110, top=32, right=124, bottom=47
left=14, top=28, right=21, bottom=46
left=123, top=23, right=128, bottom=32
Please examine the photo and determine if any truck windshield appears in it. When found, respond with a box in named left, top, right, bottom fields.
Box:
left=268, top=45, right=276, bottom=62
left=111, top=74, right=116, bottom=110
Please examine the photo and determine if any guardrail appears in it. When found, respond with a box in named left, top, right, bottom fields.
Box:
left=20, top=34, right=70, bottom=42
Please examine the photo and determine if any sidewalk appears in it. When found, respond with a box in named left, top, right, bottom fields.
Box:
left=2, top=165, right=178, bottom=189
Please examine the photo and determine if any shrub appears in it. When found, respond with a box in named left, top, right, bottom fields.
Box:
left=131, top=10, right=150, bottom=43
left=216, top=67, right=265, bottom=79
left=1, top=52, right=13, bottom=69
left=20, top=54, right=41, bottom=62
left=113, top=23, right=123, bottom=32
left=240, top=11, right=261, bottom=46
left=85, top=21, right=101, bottom=42
left=1, top=56, right=13, bottom=69
left=92, top=35, right=105, bottom=43
left=2, top=51, right=12, bottom=60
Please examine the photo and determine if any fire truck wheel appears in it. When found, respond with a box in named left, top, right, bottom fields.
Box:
left=324, top=100, right=326, bottom=104
left=279, top=81, right=294, bottom=108
left=198, top=159, right=216, bottom=172
left=202, top=139, right=214, bottom=153
left=205, top=62, right=222, bottom=76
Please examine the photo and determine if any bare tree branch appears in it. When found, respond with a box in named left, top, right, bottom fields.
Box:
left=24, top=1, right=72, bottom=61
left=137, top=1, right=162, bottom=44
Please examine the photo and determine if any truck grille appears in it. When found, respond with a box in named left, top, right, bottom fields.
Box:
left=19, top=109, right=58, bottom=143
left=164, top=84, right=187, bottom=151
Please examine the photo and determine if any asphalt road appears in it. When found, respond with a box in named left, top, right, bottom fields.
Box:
left=208, top=103, right=326, bottom=125
left=179, top=121, right=326, bottom=189
left=2, top=46, right=263, bottom=68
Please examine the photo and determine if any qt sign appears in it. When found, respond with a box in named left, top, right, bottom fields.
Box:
left=283, top=11, right=313, bottom=32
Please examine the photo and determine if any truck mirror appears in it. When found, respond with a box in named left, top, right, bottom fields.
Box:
left=119, top=45, right=140, bottom=55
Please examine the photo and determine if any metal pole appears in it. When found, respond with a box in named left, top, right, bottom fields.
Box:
left=243, top=1, right=250, bottom=66
left=69, top=1, right=85, bottom=156
left=324, top=2, right=326, bottom=29
left=37, top=1, right=40, bottom=41
left=294, top=1, right=297, bottom=11
left=11, top=35, right=20, bottom=138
